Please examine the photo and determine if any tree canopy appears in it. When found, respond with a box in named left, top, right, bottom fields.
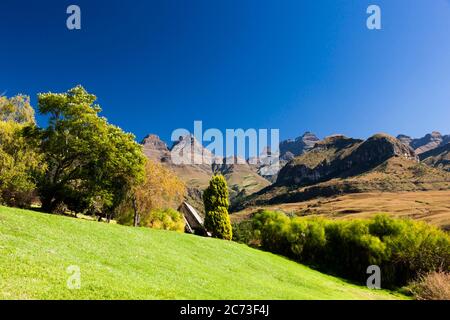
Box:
left=35, top=85, right=146, bottom=216
left=0, top=95, right=35, bottom=124
left=0, top=121, right=44, bottom=207
left=127, top=159, right=186, bottom=227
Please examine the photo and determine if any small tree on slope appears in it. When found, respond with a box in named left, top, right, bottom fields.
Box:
left=203, top=174, right=232, bottom=240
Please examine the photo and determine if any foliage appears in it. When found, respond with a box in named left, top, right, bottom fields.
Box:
left=134, top=159, right=186, bottom=224
left=203, top=174, right=229, bottom=212
left=34, top=85, right=145, bottom=216
left=117, top=159, right=186, bottom=227
left=0, top=95, right=35, bottom=124
left=248, top=211, right=450, bottom=288
left=205, top=207, right=233, bottom=240
left=0, top=121, right=44, bottom=207
left=232, top=220, right=256, bottom=244
left=203, top=174, right=232, bottom=240
left=141, top=208, right=185, bottom=232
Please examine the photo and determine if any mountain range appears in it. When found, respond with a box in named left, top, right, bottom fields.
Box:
left=141, top=131, right=450, bottom=214
left=141, top=134, right=271, bottom=214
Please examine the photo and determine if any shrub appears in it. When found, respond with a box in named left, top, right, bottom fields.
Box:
left=249, top=211, right=450, bottom=288
left=203, top=175, right=232, bottom=240
left=142, top=208, right=185, bottom=232
left=369, top=215, right=450, bottom=285
left=408, top=271, right=450, bottom=300
left=252, top=210, right=291, bottom=255
left=322, top=220, right=387, bottom=281
left=288, top=217, right=327, bottom=263
left=232, top=220, right=257, bottom=245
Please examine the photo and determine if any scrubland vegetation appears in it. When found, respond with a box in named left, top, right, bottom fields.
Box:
left=233, top=211, right=450, bottom=292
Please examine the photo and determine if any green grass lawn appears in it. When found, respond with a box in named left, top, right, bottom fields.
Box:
left=0, top=206, right=405, bottom=300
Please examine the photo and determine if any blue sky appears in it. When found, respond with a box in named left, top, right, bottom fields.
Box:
left=1, top=0, right=449, bottom=144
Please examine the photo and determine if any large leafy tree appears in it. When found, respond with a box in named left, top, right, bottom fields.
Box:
left=203, top=174, right=232, bottom=240
left=35, top=85, right=145, bottom=217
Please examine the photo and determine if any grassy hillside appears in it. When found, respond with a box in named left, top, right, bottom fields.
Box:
left=0, top=206, right=403, bottom=300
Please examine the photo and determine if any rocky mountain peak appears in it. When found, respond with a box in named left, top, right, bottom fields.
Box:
left=316, top=134, right=362, bottom=150
left=170, top=134, right=220, bottom=165
left=141, top=134, right=170, bottom=161
left=410, top=131, right=444, bottom=155
left=276, top=133, right=417, bottom=187
left=142, top=134, right=168, bottom=150
left=362, top=133, right=417, bottom=161
left=396, top=134, right=413, bottom=146
left=280, top=131, right=320, bottom=159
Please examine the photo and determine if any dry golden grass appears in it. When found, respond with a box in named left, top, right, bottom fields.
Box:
left=409, top=271, right=450, bottom=300
left=231, top=190, right=450, bottom=230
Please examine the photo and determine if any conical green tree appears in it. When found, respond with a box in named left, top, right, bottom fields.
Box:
left=203, top=174, right=232, bottom=240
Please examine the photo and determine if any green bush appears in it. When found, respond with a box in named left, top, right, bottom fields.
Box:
left=142, top=208, right=185, bottom=232
left=232, top=220, right=256, bottom=244
left=288, top=217, right=327, bottom=264
left=322, top=220, right=387, bottom=281
left=252, top=210, right=291, bottom=255
left=249, top=211, right=450, bottom=288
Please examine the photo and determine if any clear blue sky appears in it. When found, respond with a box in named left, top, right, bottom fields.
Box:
left=1, top=0, right=449, bottom=143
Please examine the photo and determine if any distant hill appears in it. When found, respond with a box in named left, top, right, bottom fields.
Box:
left=234, top=133, right=450, bottom=210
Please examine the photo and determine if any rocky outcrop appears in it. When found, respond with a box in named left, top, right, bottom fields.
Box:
left=420, top=143, right=450, bottom=172
left=170, top=134, right=221, bottom=165
left=396, top=134, right=413, bottom=146
left=141, top=134, right=171, bottom=162
left=397, top=131, right=448, bottom=155
left=234, top=134, right=450, bottom=211
left=279, top=132, right=320, bottom=160
left=276, top=133, right=417, bottom=186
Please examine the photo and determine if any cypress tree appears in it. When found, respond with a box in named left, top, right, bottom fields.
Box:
left=203, top=174, right=232, bottom=240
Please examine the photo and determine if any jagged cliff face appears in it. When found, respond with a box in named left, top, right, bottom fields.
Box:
left=279, top=131, right=320, bottom=160
left=420, top=143, right=450, bottom=172
left=276, top=133, right=417, bottom=186
left=397, top=131, right=449, bottom=155
left=397, top=134, right=413, bottom=146
left=141, top=134, right=270, bottom=211
left=141, top=134, right=171, bottom=162
left=234, top=133, right=450, bottom=211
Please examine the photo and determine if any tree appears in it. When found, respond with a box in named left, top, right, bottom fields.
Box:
left=0, top=120, right=44, bottom=207
left=35, top=85, right=145, bottom=217
left=0, top=95, right=35, bottom=124
left=127, top=159, right=186, bottom=227
left=203, top=174, right=232, bottom=240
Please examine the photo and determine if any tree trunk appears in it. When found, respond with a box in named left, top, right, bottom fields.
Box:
left=132, top=197, right=140, bottom=227
left=41, top=193, right=59, bottom=213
